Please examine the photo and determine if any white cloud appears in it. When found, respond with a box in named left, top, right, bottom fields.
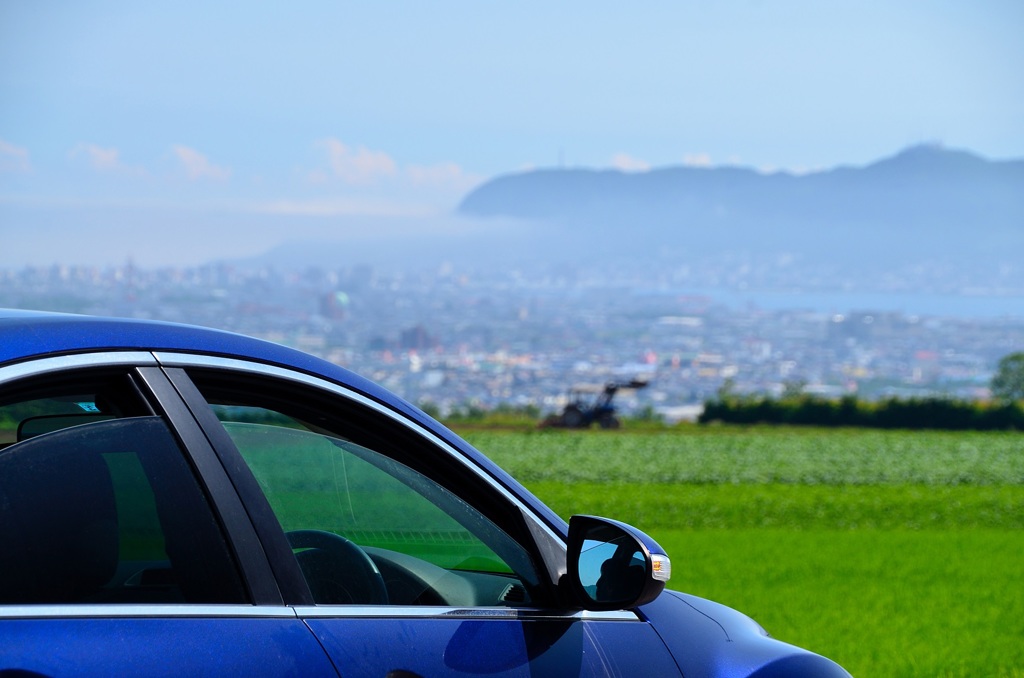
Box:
left=254, top=198, right=436, bottom=218
left=406, top=162, right=484, bottom=193
left=172, top=145, right=231, bottom=181
left=0, top=139, right=31, bottom=173
left=70, top=143, right=145, bottom=175
left=309, top=137, right=482, bottom=198
left=787, top=164, right=826, bottom=176
left=320, top=138, right=397, bottom=185
left=74, top=143, right=120, bottom=170
left=682, top=152, right=713, bottom=168
left=611, top=153, right=651, bottom=172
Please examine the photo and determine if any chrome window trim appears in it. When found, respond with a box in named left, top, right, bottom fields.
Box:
left=1, top=352, right=637, bottom=619
left=153, top=352, right=568, bottom=553
left=0, top=352, right=157, bottom=383
left=0, top=604, right=640, bottom=622
left=294, top=606, right=641, bottom=621
left=0, top=604, right=296, bottom=619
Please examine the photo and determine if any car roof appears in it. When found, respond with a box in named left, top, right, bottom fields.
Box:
left=0, top=309, right=566, bottom=532
left=0, top=308, right=569, bottom=538
left=0, top=308, right=390, bottom=404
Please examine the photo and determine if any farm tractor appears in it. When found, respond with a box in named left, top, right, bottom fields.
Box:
left=541, top=378, right=650, bottom=429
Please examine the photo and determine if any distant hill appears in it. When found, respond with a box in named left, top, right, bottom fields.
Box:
left=457, top=145, right=1024, bottom=265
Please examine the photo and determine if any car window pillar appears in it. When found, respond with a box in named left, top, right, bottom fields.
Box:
left=135, top=366, right=283, bottom=605
left=156, top=367, right=315, bottom=605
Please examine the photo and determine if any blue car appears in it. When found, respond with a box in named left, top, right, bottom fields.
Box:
left=0, top=309, right=850, bottom=677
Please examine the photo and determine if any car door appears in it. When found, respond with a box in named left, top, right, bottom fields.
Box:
left=0, top=355, right=339, bottom=677
left=169, top=354, right=683, bottom=677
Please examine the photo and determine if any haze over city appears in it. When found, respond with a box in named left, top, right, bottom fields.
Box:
left=3, top=2, right=1022, bottom=412
left=2, top=2, right=1022, bottom=268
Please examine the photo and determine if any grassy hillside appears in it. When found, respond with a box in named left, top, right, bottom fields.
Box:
left=458, top=425, right=1024, bottom=677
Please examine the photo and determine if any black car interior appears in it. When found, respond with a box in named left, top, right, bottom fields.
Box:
left=0, top=374, right=247, bottom=606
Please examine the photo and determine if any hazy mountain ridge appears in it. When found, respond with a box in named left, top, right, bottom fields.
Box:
left=457, top=146, right=1024, bottom=263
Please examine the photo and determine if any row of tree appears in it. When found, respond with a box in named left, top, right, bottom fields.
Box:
left=428, top=354, right=1024, bottom=431
left=699, top=352, right=1024, bottom=430
left=698, top=395, right=1023, bottom=430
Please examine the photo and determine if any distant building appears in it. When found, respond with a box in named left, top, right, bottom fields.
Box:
left=400, top=325, right=436, bottom=351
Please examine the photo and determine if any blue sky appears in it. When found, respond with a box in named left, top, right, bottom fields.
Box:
left=1, top=1, right=1022, bottom=265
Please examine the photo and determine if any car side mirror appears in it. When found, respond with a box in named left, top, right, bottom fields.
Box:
left=565, top=515, right=671, bottom=611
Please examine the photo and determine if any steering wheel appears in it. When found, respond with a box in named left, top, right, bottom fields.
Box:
left=286, top=529, right=389, bottom=605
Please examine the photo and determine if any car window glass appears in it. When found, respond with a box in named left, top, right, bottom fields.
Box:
left=199, top=392, right=538, bottom=608
left=0, top=376, right=247, bottom=605
left=224, top=421, right=515, bottom=573
left=2, top=393, right=120, bottom=447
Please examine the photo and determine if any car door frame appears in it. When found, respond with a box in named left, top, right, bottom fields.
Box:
left=153, top=351, right=686, bottom=676
left=155, top=351, right=572, bottom=601
left=0, top=352, right=343, bottom=677
left=0, top=352, right=284, bottom=605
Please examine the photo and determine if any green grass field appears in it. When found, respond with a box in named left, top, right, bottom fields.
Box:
left=459, top=425, right=1024, bottom=677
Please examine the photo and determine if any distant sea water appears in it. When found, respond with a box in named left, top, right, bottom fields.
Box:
left=654, top=288, right=1024, bottom=320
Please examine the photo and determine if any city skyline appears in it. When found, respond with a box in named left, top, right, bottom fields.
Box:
left=3, top=259, right=1019, bottom=419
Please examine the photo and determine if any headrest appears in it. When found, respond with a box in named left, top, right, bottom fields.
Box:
left=0, top=429, right=119, bottom=603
